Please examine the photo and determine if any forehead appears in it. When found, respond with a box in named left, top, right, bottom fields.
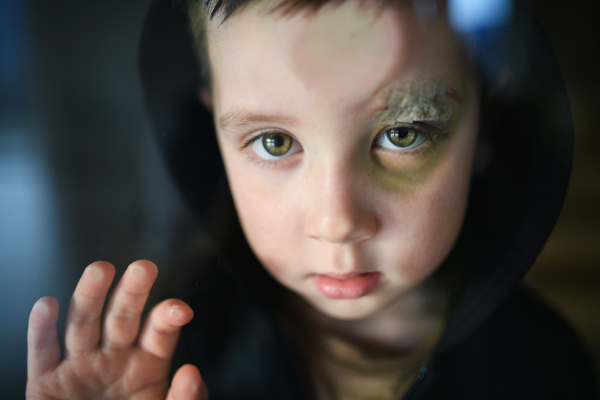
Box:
left=207, top=0, right=467, bottom=119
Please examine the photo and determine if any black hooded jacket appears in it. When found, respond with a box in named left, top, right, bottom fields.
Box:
left=139, top=1, right=598, bottom=398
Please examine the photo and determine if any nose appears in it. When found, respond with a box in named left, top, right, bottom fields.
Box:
left=303, top=163, right=377, bottom=244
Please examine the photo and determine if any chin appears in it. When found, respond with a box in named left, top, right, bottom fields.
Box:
left=309, top=294, right=390, bottom=321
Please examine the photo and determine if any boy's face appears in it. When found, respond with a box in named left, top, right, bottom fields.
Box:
left=206, top=0, right=479, bottom=319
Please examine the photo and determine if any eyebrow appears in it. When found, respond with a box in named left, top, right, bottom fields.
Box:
left=371, top=78, right=466, bottom=125
left=219, top=109, right=297, bottom=131
left=370, top=88, right=463, bottom=114
left=373, top=87, right=464, bottom=108
left=219, top=84, right=464, bottom=131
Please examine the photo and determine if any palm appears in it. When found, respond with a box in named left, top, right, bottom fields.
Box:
left=30, top=348, right=169, bottom=399
left=27, top=261, right=206, bottom=400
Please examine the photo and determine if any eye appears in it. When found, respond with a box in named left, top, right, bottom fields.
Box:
left=250, top=131, right=302, bottom=160
left=375, top=126, right=429, bottom=151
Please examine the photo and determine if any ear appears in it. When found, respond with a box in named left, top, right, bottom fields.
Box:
left=199, top=86, right=213, bottom=111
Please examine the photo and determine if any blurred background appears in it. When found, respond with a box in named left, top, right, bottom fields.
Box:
left=0, top=0, right=598, bottom=398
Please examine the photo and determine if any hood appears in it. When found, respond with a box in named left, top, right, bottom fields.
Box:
left=138, top=0, right=572, bottom=355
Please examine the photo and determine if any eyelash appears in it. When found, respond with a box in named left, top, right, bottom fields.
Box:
left=241, top=123, right=444, bottom=164
left=373, top=123, right=442, bottom=154
left=241, top=129, right=282, bottom=150
left=240, top=130, right=303, bottom=168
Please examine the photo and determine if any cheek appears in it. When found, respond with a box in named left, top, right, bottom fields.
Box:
left=381, top=143, right=475, bottom=285
left=375, top=172, right=469, bottom=286
left=223, top=157, right=304, bottom=280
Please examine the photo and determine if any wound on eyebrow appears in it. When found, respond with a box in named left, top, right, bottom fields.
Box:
left=377, top=78, right=454, bottom=125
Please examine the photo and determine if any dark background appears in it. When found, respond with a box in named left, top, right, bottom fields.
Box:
left=525, top=0, right=600, bottom=390
left=0, top=0, right=598, bottom=398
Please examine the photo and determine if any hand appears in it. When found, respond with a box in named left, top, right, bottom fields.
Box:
left=26, top=260, right=208, bottom=400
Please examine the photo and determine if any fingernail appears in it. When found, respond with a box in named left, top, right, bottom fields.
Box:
left=130, top=262, right=146, bottom=278
left=168, top=305, right=185, bottom=319
left=171, top=301, right=191, bottom=311
left=168, top=302, right=192, bottom=318
left=33, top=300, right=51, bottom=317
left=86, top=265, right=103, bottom=282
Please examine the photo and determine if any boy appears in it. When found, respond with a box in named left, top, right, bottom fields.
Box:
left=26, top=0, right=597, bottom=399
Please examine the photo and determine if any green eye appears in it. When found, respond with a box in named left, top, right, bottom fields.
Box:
left=263, top=132, right=292, bottom=156
left=375, top=125, right=430, bottom=152
left=386, top=127, right=418, bottom=147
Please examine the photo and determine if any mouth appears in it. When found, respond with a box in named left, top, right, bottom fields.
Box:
left=313, top=272, right=382, bottom=299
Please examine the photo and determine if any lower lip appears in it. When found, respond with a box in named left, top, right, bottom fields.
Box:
left=313, top=272, right=382, bottom=299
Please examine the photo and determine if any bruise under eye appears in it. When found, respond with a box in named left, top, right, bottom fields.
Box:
left=263, top=132, right=292, bottom=156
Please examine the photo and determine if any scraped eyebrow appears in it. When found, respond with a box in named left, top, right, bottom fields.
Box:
left=370, top=88, right=462, bottom=112
left=219, top=108, right=297, bottom=130
left=374, top=78, right=464, bottom=125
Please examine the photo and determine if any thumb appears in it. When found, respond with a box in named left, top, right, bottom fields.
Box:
left=166, top=364, right=208, bottom=400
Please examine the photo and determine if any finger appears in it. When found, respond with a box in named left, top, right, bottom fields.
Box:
left=28, top=296, right=60, bottom=379
left=138, top=299, right=193, bottom=359
left=166, top=364, right=208, bottom=400
left=64, top=261, right=116, bottom=358
left=101, top=260, right=158, bottom=349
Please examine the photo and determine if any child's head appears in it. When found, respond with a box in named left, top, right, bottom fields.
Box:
left=188, top=0, right=480, bottom=320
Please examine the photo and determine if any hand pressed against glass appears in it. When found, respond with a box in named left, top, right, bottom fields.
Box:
left=26, top=261, right=207, bottom=400
left=208, top=0, right=478, bottom=341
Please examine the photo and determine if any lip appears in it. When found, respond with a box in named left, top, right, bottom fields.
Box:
left=313, top=272, right=382, bottom=299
